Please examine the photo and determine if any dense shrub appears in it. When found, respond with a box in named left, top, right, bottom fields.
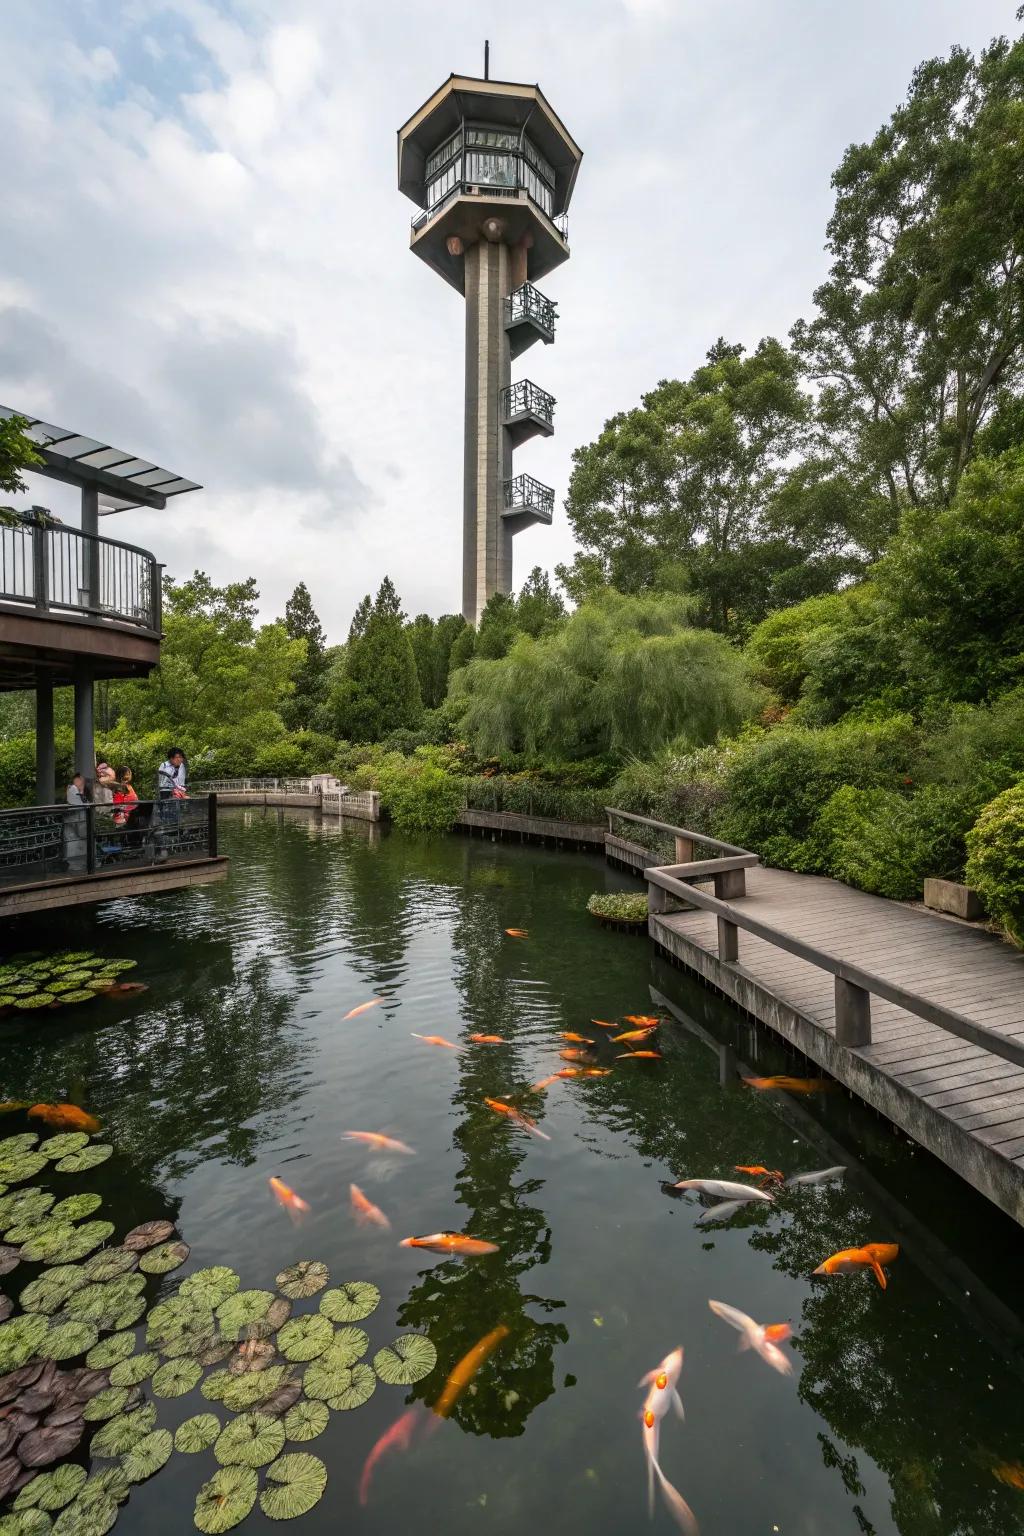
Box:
left=610, top=744, right=730, bottom=837
left=746, top=590, right=866, bottom=703
left=376, top=753, right=464, bottom=832
left=812, top=783, right=979, bottom=900
left=966, top=783, right=1024, bottom=946
left=462, top=776, right=606, bottom=825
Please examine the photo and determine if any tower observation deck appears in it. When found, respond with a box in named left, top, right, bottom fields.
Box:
left=397, top=70, right=582, bottom=624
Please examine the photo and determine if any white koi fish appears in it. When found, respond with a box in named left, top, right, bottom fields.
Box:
left=785, top=1165, right=846, bottom=1188
left=671, top=1178, right=774, bottom=1205
left=638, top=1349, right=684, bottom=1514
left=708, top=1299, right=793, bottom=1376
left=695, top=1201, right=745, bottom=1226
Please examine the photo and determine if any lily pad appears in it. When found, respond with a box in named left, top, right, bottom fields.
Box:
left=0, top=1511, right=52, bottom=1535
left=139, top=1240, right=190, bottom=1275
left=52, top=1490, right=116, bottom=1536
left=18, top=1420, right=85, bottom=1467
left=302, top=1359, right=351, bottom=1403
left=21, top=1221, right=113, bottom=1265
left=323, top=1326, right=369, bottom=1367
left=53, top=1147, right=112, bottom=1175
left=36, top=1321, right=97, bottom=1360
left=108, top=1352, right=158, bottom=1388
left=179, top=1268, right=239, bottom=1309
left=215, top=1291, right=273, bottom=1341
left=67, top=1275, right=145, bottom=1326
left=255, top=1378, right=303, bottom=1419
left=146, top=1296, right=213, bottom=1344
left=0, top=1155, right=47, bottom=1185
left=259, top=1452, right=327, bottom=1521
left=19, top=1267, right=87, bottom=1316
left=282, top=1400, right=328, bottom=1441
left=39, top=1137, right=89, bottom=1162
left=194, top=1465, right=257, bottom=1534
left=110, top=1296, right=147, bottom=1330
left=56, top=991, right=96, bottom=1005
left=0, top=1248, right=20, bottom=1278
left=228, top=1339, right=276, bottom=1374
left=83, top=1247, right=137, bottom=1282
left=0, top=1137, right=38, bottom=1155
left=123, top=1220, right=174, bottom=1252
left=17, top=996, right=57, bottom=1010
left=373, top=1334, right=438, bottom=1386
left=86, top=1468, right=130, bottom=1505
left=0, top=1190, right=53, bottom=1227
left=175, top=1413, right=220, bottom=1454
left=214, top=1411, right=285, bottom=1469
left=81, top=1386, right=137, bottom=1422
left=0, top=1298, right=10, bottom=1323
left=101, top=961, right=136, bottom=976
left=85, top=1332, right=135, bottom=1370
left=152, top=1358, right=202, bottom=1398
left=265, top=1297, right=292, bottom=1332
left=319, top=1281, right=380, bottom=1323
left=277, top=1315, right=332, bottom=1364
left=49, top=1193, right=99, bottom=1220
left=275, top=1262, right=328, bottom=1300
left=220, top=1366, right=292, bottom=1414
left=0, top=1314, right=48, bottom=1372
left=121, top=1427, right=172, bottom=1483
left=325, top=1361, right=377, bottom=1411
left=4, top=1216, right=65, bottom=1247
left=89, top=1405, right=156, bottom=1458
left=158, top=1321, right=218, bottom=1360
left=13, top=1463, right=86, bottom=1512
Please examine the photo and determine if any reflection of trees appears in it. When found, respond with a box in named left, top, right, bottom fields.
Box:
left=396, top=874, right=567, bottom=1438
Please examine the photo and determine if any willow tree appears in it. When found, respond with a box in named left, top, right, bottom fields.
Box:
left=450, top=591, right=757, bottom=761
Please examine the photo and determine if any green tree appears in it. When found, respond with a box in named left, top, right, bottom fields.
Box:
left=450, top=591, right=756, bottom=761
left=515, top=567, right=565, bottom=637
left=793, top=28, right=1024, bottom=514
left=343, top=577, right=422, bottom=741
left=406, top=614, right=439, bottom=707
left=0, top=413, right=42, bottom=497
left=475, top=592, right=518, bottom=660
left=281, top=581, right=327, bottom=730
left=348, top=593, right=372, bottom=643
left=447, top=623, right=477, bottom=679
left=434, top=614, right=468, bottom=698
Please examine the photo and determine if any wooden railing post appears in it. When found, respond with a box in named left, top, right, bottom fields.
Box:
left=674, top=834, right=694, bottom=864
left=717, top=916, right=739, bottom=962
left=648, top=878, right=670, bottom=915
left=835, top=976, right=871, bottom=1047
left=713, top=868, right=746, bottom=899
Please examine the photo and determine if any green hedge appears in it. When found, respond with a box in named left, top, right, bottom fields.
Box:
left=966, top=783, right=1024, bottom=946
left=463, top=777, right=607, bottom=825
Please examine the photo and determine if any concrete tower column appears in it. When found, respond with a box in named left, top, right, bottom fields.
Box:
left=462, top=239, right=512, bottom=625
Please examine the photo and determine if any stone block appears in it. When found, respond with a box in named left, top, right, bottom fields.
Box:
left=923, top=878, right=984, bottom=921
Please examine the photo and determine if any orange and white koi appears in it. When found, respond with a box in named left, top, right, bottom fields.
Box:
left=813, top=1242, right=899, bottom=1288
left=343, top=1131, right=416, bottom=1157
left=559, top=1048, right=596, bottom=1063
left=268, top=1176, right=310, bottom=1215
left=483, top=1096, right=550, bottom=1141
left=560, top=1032, right=595, bottom=1045
left=505, top=928, right=528, bottom=938
left=358, top=1406, right=419, bottom=1505
left=433, top=1323, right=510, bottom=1418
left=708, top=1300, right=793, bottom=1376
left=469, top=1034, right=508, bottom=1045
left=28, top=1103, right=100, bottom=1133
left=349, top=1182, right=390, bottom=1231
left=670, top=1178, right=774, bottom=1205
left=410, top=1033, right=460, bottom=1051
left=638, top=1348, right=695, bottom=1533
left=616, top=1050, right=663, bottom=1060
left=742, top=1075, right=834, bottom=1094
left=400, top=1232, right=500, bottom=1257
left=343, top=999, right=383, bottom=1021
left=612, top=1028, right=656, bottom=1044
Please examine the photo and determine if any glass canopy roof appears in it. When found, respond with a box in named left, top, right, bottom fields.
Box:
left=0, top=405, right=201, bottom=510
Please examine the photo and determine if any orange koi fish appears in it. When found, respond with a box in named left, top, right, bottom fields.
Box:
left=813, top=1242, right=899, bottom=1289
left=559, top=1048, right=596, bottom=1063
left=343, top=1132, right=416, bottom=1157
left=343, top=999, right=383, bottom=1021
left=590, top=1019, right=619, bottom=1029
left=708, top=1300, right=793, bottom=1376
left=735, top=1165, right=784, bottom=1183
left=624, top=1015, right=659, bottom=1027
left=612, top=1028, right=656, bottom=1043
left=483, top=1097, right=551, bottom=1141
left=432, top=1323, right=510, bottom=1419
left=743, top=1075, right=834, bottom=1094
left=505, top=928, right=528, bottom=938
left=557, top=1066, right=612, bottom=1079
left=358, top=1406, right=420, bottom=1505
left=28, top=1103, right=100, bottom=1134
left=350, top=1182, right=390, bottom=1231
left=993, top=1462, right=1024, bottom=1491
left=616, top=1050, right=663, bottom=1060
left=410, top=1033, right=460, bottom=1051
left=531, top=1074, right=561, bottom=1092
left=560, top=1032, right=595, bottom=1045
left=268, top=1176, right=310, bottom=1215
left=400, top=1232, right=500, bottom=1257
left=469, top=1034, right=508, bottom=1045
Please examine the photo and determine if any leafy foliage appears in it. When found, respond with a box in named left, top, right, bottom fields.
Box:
left=966, top=782, right=1024, bottom=945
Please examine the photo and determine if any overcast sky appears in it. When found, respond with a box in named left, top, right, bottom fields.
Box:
left=1, top=0, right=1016, bottom=642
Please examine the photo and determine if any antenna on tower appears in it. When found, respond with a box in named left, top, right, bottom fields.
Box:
left=484, top=39, right=490, bottom=80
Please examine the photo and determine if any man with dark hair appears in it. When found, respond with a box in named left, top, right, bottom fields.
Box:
left=157, top=748, right=188, bottom=800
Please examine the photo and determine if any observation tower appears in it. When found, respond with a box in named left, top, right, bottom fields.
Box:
left=397, top=52, right=582, bottom=624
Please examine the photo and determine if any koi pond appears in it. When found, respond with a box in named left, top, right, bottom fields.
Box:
left=1, top=808, right=1024, bottom=1535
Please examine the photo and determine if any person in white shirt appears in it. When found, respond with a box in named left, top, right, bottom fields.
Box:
left=157, top=748, right=188, bottom=799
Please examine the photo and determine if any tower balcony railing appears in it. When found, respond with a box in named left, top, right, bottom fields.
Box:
left=506, top=284, right=556, bottom=339
left=503, top=474, right=555, bottom=522
left=0, top=515, right=160, bottom=632
left=500, top=380, right=556, bottom=428
left=412, top=175, right=569, bottom=247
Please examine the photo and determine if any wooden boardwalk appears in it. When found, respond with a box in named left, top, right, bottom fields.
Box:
left=648, top=865, right=1024, bottom=1224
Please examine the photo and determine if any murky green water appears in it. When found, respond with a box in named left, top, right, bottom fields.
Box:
left=3, top=809, right=1024, bottom=1534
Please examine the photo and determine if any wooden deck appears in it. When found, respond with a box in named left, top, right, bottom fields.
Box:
left=0, top=856, right=228, bottom=916
left=649, top=866, right=1024, bottom=1224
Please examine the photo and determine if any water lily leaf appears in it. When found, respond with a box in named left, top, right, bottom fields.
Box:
left=255, top=1378, right=302, bottom=1419
left=0, top=1315, right=48, bottom=1371
left=0, top=1298, right=10, bottom=1323
left=123, top=1220, right=175, bottom=1252
left=152, top=1358, right=202, bottom=1398
left=277, top=1315, right=332, bottom=1364
left=0, top=1137, right=38, bottom=1155
left=158, top=1321, right=218, bottom=1360
left=322, top=1327, right=369, bottom=1367
left=227, top=1340, right=275, bottom=1375
left=0, top=1248, right=20, bottom=1278
left=108, top=1352, right=157, bottom=1388
left=301, top=1359, right=351, bottom=1403
left=282, top=1400, right=328, bottom=1441
left=0, top=1156, right=47, bottom=1185
left=85, top=1332, right=135, bottom=1370
left=22, top=1221, right=113, bottom=1265
left=196, top=1338, right=235, bottom=1368
left=81, top=1386, right=136, bottom=1422
left=174, top=1413, right=220, bottom=1454
left=139, top=1240, right=190, bottom=1275
left=121, top=1426, right=172, bottom=1483
left=110, top=1297, right=146, bottom=1330
left=265, top=1297, right=291, bottom=1332
left=220, top=1366, right=291, bottom=1414
left=200, top=1370, right=232, bottom=1403
left=0, top=1454, right=26, bottom=1500
left=319, top=1281, right=380, bottom=1323
left=179, top=1268, right=239, bottom=1309
left=83, top=1247, right=137, bottom=1282
left=259, top=1452, right=327, bottom=1521
left=52, top=1489, right=116, bottom=1536
left=194, top=1465, right=257, bottom=1533
left=36, top=1322, right=97, bottom=1361
left=66, top=1279, right=137, bottom=1326
left=88, top=1468, right=130, bottom=1505
left=17, top=1420, right=85, bottom=1468
left=275, top=1262, right=328, bottom=1301
left=0, top=1509, right=52, bottom=1534
left=373, top=1334, right=438, bottom=1386
left=325, top=1362, right=376, bottom=1411
left=214, top=1411, right=285, bottom=1469
left=101, top=961, right=136, bottom=976
left=13, top=1463, right=85, bottom=1512
left=146, top=1296, right=212, bottom=1344
left=48, top=1193, right=99, bottom=1220
left=215, top=1291, right=273, bottom=1341
left=89, top=1404, right=156, bottom=1458
left=55, top=991, right=95, bottom=1005
left=19, top=1267, right=86, bottom=1316
left=53, top=1147, right=111, bottom=1175
left=4, top=1217, right=65, bottom=1247
left=0, top=1190, right=52, bottom=1227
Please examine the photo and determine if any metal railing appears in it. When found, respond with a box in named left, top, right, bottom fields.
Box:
left=191, top=780, right=380, bottom=819
left=411, top=177, right=569, bottom=245
left=503, top=474, right=555, bottom=517
left=0, top=519, right=160, bottom=630
left=610, top=808, right=1024, bottom=1069
left=500, top=379, right=555, bottom=425
left=506, top=283, right=556, bottom=337
left=0, top=796, right=218, bottom=888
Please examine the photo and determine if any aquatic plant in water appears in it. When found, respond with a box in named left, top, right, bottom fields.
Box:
left=0, top=951, right=141, bottom=1017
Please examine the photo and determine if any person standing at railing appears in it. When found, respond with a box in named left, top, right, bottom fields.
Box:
left=93, top=758, right=116, bottom=804
left=63, top=772, right=88, bottom=873
left=157, top=748, right=188, bottom=799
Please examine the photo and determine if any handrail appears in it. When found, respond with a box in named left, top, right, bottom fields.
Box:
left=0, top=520, right=160, bottom=631
left=645, top=864, right=1024, bottom=1069
left=0, top=795, right=218, bottom=885
left=605, top=808, right=749, bottom=858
